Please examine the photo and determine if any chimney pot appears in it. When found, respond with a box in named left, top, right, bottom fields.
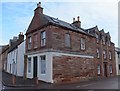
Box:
left=77, top=16, right=80, bottom=21
left=34, top=2, right=43, bottom=14
left=72, top=16, right=81, bottom=28
left=73, top=18, right=75, bottom=22
left=37, top=2, right=41, bottom=7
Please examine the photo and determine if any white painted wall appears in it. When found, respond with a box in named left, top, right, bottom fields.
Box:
left=115, top=48, right=120, bottom=75
left=17, top=41, right=25, bottom=76
left=27, top=52, right=53, bottom=83
left=7, top=41, right=25, bottom=76
left=7, top=49, right=17, bottom=74
left=115, top=51, right=118, bottom=75
left=27, top=51, right=94, bottom=83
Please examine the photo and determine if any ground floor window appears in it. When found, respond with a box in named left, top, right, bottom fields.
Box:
left=28, top=57, right=31, bottom=73
left=10, top=64, right=11, bottom=73
left=40, top=55, right=46, bottom=74
left=97, top=64, right=100, bottom=76
left=109, top=64, right=112, bottom=74
left=119, top=64, right=120, bottom=70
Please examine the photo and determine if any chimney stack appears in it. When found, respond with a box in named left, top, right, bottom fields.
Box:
left=77, top=16, right=80, bottom=21
left=18, top=32, right=24, bottom=41
left=73, top=18, right=75, bottom=22
left=34, top=2, right=43, bottom=14
left=37, top=2, right=41, bottom=7
left=72, top=16, right=81, bottom=28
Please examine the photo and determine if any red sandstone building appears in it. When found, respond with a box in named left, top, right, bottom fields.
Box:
left=25, top=2, right=116, bottom=84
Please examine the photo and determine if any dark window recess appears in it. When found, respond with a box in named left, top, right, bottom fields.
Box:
left=119, top=64, right=120, bottom=70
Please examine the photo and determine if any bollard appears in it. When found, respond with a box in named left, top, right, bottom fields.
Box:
left=36, top=77, right=39, bottom=85
left=12, top=75, right=15, bottom=85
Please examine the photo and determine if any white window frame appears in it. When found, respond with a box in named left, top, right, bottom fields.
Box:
left=97, top=48, right=100, bottom=58
left=98, top=64, right=100, bottom=75
left=95, top=33, right=99, bottom=43
left=28, top=57, right=31, bottom=73
left=109, top=51, right=112, bottom=59
left=65, top=33, right=71, bottom=47
left=102, top=36, right=105, bottom=45
left=103, top=50, right=107, bottom=59
left=40, top=55, right=46, bottom=74
left=28, top=36, right=32, bottom=49
left=81, top=38, right=85, bottom=50
left=108, top=38, right=111, bottom=46
left=41, top=31, right=46, bottom=47
left=109, top=65, right=112, bottom=74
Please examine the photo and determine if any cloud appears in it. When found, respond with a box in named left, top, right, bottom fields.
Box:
left=43, top=2, right=118, bottom=46
left=1, top=2, right=118, bottom=46
left=1, top=0, right=119, bottom=3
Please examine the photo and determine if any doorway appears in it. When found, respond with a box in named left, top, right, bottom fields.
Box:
left=33, top=56, right=37, bottom=78
left=103, top=63, right=108, bottom=77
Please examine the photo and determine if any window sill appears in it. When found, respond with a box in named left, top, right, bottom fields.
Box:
left=40, top=46, right=46, bottom=48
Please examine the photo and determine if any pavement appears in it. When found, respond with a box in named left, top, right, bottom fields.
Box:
left=1, top=71, right=120, bottom=90
left=2, top=71, right=52, bottom=88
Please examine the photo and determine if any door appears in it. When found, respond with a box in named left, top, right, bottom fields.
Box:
left=33, top=56, right=37, bottom=78
left=104, top=63, right=107, bottom=77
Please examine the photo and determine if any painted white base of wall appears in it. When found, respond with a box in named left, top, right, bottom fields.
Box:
left=26, top=51, right=94, bottom=83
left=7, top=41, right=25, bottom=77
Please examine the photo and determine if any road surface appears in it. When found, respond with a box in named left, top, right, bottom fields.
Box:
left=2, top=76, right=120, bottom=91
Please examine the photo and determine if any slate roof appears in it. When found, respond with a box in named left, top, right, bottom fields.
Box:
left=26, top=13, right=94, bottom=37
left=1, top=45, right=9, bottom=54
left=115, top=47, right=120, bottom=52
left=8, top=39, right=24, bottom=53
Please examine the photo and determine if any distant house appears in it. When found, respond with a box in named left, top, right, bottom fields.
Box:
left=25, top=2, right=116, bottom=84
left=7, top=33, right=25, bottom=76
left=86, top=27, right=116, bottom=78
left=1, top=45, right=9, bottom=71
left=115, top=47, right=120, bottom=75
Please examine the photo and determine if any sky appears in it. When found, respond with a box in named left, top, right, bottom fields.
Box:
left=0, top=0, right=119, bottom=47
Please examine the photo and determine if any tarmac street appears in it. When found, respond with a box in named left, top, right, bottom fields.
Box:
left=2, top=76, right=120, bottom=90
left=2, top=71, right=120, bottom=90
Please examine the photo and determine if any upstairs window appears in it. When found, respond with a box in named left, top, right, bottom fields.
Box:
left=108, top=41, right=111, bottom=46
left=28, top=36, right=32, bottom=49
left=41, top=31, right=46, bottom=47
left=102, top=36, right=105, bottom=45
left=97, top=48, right=100, bottom=58
left=81, top=38, right=86, bottom=50
left=95, top=33, right=99, bottom=43
left=33, top=34, right=38, bottom=48
left=65, top=33, right=71, bottom=47
left=97, top=64, right=100, bottom=75
left=103, top=50, right=107, bottom=59
left=108, top=38, right=111, bottom=46
left=109, top=51, right=112, bottom=60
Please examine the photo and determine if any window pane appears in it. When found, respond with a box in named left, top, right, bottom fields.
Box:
left=95, top=33, right=99, bottom=43
left=28, top=57, right=31, bottom=73
left=81, top=38, right=85, bottom=50
left=97, top=48, right=100, bottom=58
left=65, top=34, right=70, bottom=47
left=109, top=51, right=112, bottom=59
left=110, top=65, right=112, bottom=74
left=103, top=50, right=107, bottom=59
left=41, top=31, right=46, bottom=46
left=28, top=36, right=32, bottom=49
left=119, top=64, right=120, bottom=70
left=98, top=64, right=100, bottom=75
left=40, top=55, right=46, bottom=74
left=34, top=34, right=37, bottom=48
